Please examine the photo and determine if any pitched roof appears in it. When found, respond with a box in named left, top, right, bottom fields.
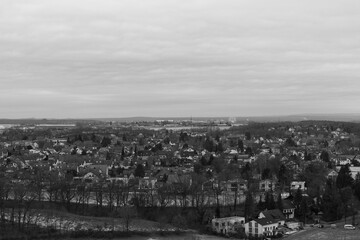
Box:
left=282, top=199, right=295, bottom=210
left=255, top=218, right=279, bottom=226
left=260, top=209, right=286, bottom=221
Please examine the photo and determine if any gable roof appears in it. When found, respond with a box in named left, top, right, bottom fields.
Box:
left=282, top=199, right=295, bottom=210
left=260, top=209, right=286, bottom=221
left=254, top=218, right=279, bottom=226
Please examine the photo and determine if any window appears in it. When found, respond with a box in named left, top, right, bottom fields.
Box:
left=215, top=222, right=219, bottom=227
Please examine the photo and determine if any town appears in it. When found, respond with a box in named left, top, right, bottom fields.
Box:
left=1, top=119, right=360, bottom=239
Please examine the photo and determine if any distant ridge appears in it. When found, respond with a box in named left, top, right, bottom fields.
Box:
left=0, top=113, right=360, bottom=124
left=90, top=113, right=360, bottom=123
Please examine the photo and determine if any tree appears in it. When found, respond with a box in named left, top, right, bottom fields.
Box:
left=194, top=163, right=202, bottom=174
left=134, top=164, right=145, bottom=178
left=101, top=136, right=112, bottom=148
left=294, top=188, right=303, bottom=213
left=216, top=142, right=224, bottom=153
left=300, top=161, right=327, bottom=198
left=122, top=134, right=127, bottom=142
left=209, top=154, right=214, bottom=165
left=241, top=163, right=252, bottom=181
left=238, top=139, right=244, bottom=152
left=320, top=150, right=330, bottom=162
left=284, top=137, right=297, bottom=147
left=121, top=146, right=125, bottom=160
left=299, top=198, right=309, bottom=224
left=59, top=179, right=76, bottom=211
left=244, top=191, right=255, bottom=221
left=120, top=207, right=136, bottom=232
left=245, top=146, right=253, bottom=156
left=276, top=192, right=283, bottom=210
left=340, top=186, right=353, bottom=224
left=265, top=192, right=276, bottom=210
left=157, top=185, right=172, bottom=208
left=278, top=164, right=291, bottom=190
left=321, top=179, right=343, bottom=221
left=257, top=195, right=266, bottom=211
left=261, top=168, right=271, bottom=180
left=245, top=132, right=251, bottom=140
left=203, top=138, right=215, bottom=152
left=336, top=165, right=353, bottom=189
left=200, top=156, right=208, bottom=166
left=212, top=157, right=226, bottom=174
left=353, top=176, right=360, bottom=201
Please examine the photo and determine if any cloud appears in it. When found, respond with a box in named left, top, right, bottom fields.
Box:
left=0, top=0, right=360, bottom=118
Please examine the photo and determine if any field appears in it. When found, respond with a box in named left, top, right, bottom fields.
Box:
left=3, top=208, right=178, bottom=232
left=65, top=234, right=229, bottom=240
left=286, top=226, right=360, bottom=240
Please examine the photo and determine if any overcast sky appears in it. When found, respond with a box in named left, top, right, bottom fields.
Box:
left=1, top=0, right=360, bottom=118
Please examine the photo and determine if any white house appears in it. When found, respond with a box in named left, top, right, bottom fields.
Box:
left=290, top=181, right=306, bottom=191
left=259, top=179, right=276, bottom=192
left=244, top=219, right=280, bottom=238
left=212, top=216, right=245, bottom=235
left=349, top=167, right=360, bottom=179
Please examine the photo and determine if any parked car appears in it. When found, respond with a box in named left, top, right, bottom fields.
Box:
left=314, top=224, right=324, bottom=228
left=344, top=224, right=355, bottom=230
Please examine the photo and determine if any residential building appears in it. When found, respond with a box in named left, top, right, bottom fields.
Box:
left=211, top=216, right=245, bottom=235
left=258, top=209, right=286, bottom=226
left=244, top=219, right=280, bottom=238
left=282, top=199, right=296, bottom=219
left=290, top=181, right=306, bottom=191
left=259, top=179, right=276, bottom=192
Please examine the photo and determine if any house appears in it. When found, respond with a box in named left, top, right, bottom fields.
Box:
left=245, top=209, right=285, bottom=238
left=282, top=199, right=296, bottom=219
left=327, top=169, right=338, bottom=180
left=139, top=177, right=157, bottom=190
left=259, top=179, right=276, bottom=192
left=211, top=216, right=245, bottom=235
left=258, top=209, right=286, bottom=226
left=349, top=167, right=360, bottom=180
left=290, top=181, right=306, bottom=191
left=225, top=179, right=248, bottom=193
left=338, top=158, right=352, bottom=166
left=244, top=219, right=280, bottom=238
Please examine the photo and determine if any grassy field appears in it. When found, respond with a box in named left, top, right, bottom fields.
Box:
left=9, top=208, right=178, bottom=232
left=64, top=234, right=229, bottom=240
left=286, top=226, right=360, bottom=240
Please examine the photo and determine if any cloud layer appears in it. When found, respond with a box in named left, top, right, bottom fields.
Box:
left=1, top=0, right=360, bottom=118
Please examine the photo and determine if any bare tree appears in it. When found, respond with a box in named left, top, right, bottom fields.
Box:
left=156, top=184, right=172, bottom=208
left=59, top=175, right=76, bottom=211
left=105, top=180, right=116, bottom=211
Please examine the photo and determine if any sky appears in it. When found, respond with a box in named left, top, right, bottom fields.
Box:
left=1, top=0, right=360, bottom=118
